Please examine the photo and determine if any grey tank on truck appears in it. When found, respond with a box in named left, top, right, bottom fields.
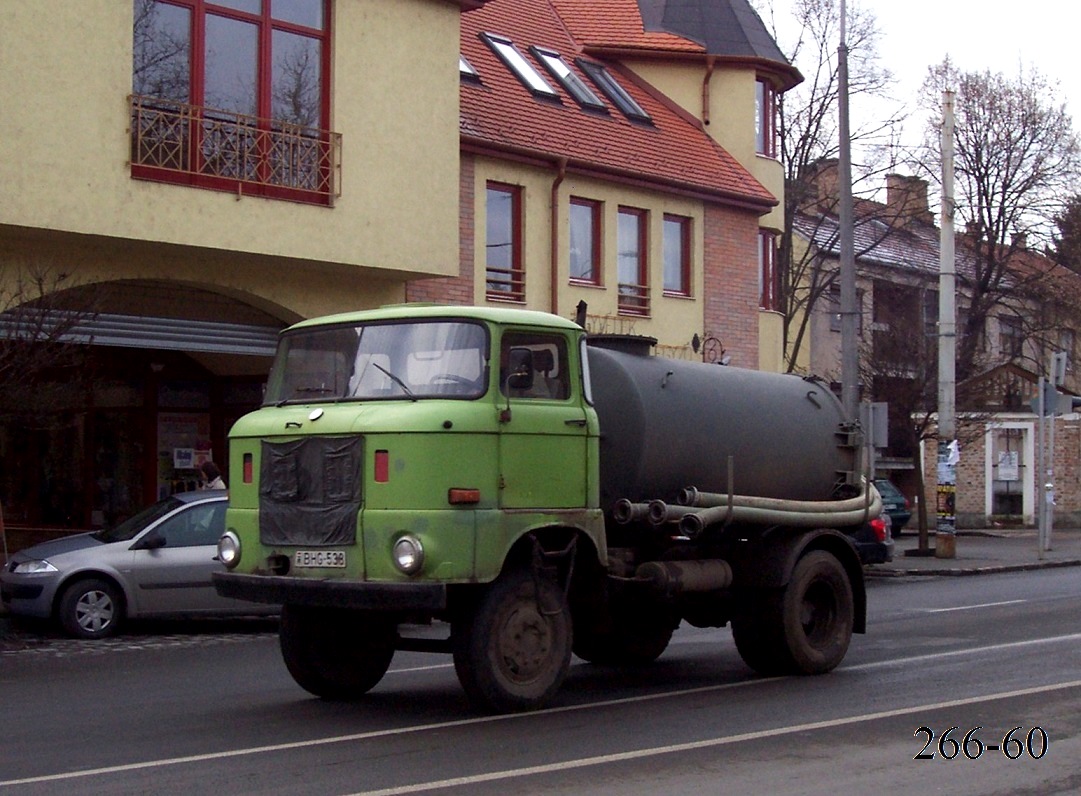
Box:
left=212, top=305, right=878, bottom=714
left=588, top=336, right=854, bottom=506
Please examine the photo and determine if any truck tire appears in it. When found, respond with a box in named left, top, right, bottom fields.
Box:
left=453, top=569, right=572, bottom=712
left=573, top=608, right=674, bottom=665
left=732, top=550, right=853, bottom=676
left=279, top=605, right=396, bottom=700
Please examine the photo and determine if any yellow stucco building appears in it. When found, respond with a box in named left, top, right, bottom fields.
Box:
left=0, top=0, right=797, bottom=540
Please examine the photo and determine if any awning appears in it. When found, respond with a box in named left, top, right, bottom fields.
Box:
left=0, top=311, right=282, bottom=357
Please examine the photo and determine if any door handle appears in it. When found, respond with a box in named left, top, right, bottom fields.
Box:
left=564, top=418, right=587, bottom=427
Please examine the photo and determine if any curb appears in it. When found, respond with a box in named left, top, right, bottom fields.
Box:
left=866, top=558, right=1081, bottom=578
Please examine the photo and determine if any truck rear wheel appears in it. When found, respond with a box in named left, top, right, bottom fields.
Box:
left=279, top=605, right=396, bottom=700
left=732, top=550, right=853, bottom=676
left=453, top=569, right=572, bottom=712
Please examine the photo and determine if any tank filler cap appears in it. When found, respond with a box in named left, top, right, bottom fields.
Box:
left=586, top=334, right=657, bottom=356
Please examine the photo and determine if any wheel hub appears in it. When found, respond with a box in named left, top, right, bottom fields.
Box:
left=77, top=592, right=114, bottom=632
left=498, top=605, right=551, bottom=681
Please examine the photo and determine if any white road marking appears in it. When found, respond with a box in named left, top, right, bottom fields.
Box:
left=4, top=633, right=1081, bottom=788
left=924, top=599, right=1026, bottom=613
left=344, top=678, right=1081, bottom=796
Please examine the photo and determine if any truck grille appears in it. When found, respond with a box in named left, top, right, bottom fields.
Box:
left=259, top=436, right=363, bottom=546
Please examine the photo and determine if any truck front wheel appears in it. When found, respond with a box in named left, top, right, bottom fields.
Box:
left=453, top=569, right=572, bottom=712
left=732, top=550, right=853, bottom=676
left=279, top=605, right=396, bottom=700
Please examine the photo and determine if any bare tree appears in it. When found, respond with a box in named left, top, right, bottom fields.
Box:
left=916, top=61, right=1081, bottom=381
left=0, top=268, right=97, bottom=423
left=754, top=0, right=906, bottom=372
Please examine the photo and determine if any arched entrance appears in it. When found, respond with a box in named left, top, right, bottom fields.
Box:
left=0, top=280, right=288, bottom=534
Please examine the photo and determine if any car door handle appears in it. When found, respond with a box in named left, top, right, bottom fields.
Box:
left=564, top=418, right=587, bottom=427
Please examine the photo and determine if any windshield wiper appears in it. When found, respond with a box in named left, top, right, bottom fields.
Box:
left=372, top=362, right=417, bottom=401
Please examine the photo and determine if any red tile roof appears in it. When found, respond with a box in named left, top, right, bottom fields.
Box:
left=460, top=0, right=775, bottom=209
left=548, top=0, right=705, bottom=53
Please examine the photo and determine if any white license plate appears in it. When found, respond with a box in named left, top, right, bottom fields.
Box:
left=293, top=550, right=347, bottom=568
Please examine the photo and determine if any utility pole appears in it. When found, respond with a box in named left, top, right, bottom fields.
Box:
left=837, top=0, right=858, bottom=427
left=935, top=90, right=957, bottom=559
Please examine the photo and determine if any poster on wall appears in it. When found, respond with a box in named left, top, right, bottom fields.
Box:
left=157, top=413, right=211, bottom=499
left=997, top=450, right=1019, bottom=481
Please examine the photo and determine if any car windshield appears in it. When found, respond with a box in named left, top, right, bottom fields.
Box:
left=93, top=497, right=185, bottom=543
left=263, top=320, right=489, bottom=404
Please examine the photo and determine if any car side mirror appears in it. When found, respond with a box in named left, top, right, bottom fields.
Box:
left=134, top=530, right=167, bottom=551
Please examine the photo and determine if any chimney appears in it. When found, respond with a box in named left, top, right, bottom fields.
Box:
left=885, top=174, right=933, bottom=226
left=806, top=158, right=839, bottom=210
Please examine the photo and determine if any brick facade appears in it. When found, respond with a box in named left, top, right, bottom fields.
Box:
left=921, top=415, right=1081, bottom=529
left=702, top=204, right=759, bottom=368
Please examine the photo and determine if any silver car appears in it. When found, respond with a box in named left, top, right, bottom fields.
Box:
left=1, top=491, right=276, bottom=638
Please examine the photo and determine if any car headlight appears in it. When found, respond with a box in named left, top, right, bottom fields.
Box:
left=13, top=559, right=58, bottom=575
left=217, top=531, right=241, bottom=569
left=392, top=534, right=424, bottom=576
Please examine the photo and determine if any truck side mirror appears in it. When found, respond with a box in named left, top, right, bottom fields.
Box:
left=506, top=347, right=534, bottom=391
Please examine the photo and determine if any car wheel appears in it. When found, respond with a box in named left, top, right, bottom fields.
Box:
left=58, top=578, right=124, bottom=639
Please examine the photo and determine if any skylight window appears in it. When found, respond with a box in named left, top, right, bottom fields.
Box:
left=459, top=55, right=480, bottom=81
left=577, top=60, right=651, bottom=123
left=531, top=47, right=607, bottom=112
left=481, top=33, right=559, bottom=99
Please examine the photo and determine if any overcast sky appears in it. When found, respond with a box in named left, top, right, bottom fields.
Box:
left=868, top=0, right=1079, bottom=120
left=759, top=0, right=1080, bottom=191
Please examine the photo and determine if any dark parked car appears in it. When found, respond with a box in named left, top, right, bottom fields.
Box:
left=1, top=491, right=277, bottom=639
left=848, top=512, right=894, bottom=565
left=874, top=478, right=912, bottom=534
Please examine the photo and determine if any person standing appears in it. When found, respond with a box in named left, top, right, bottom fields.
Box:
left=200, top=461, right=226, bottom=490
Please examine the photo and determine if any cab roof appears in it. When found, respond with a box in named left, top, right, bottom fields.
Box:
left=284, top=304, right=584, bottom=334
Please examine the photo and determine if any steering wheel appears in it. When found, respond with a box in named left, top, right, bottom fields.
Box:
left=430, top=374, right=477, bottom=388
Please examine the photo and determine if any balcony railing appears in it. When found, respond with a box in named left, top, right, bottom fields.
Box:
left=129, top=95, right=342, bottom=206
left=617, top=282, right=650, bottom=316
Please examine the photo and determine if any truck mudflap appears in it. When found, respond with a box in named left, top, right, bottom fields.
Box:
left=212, top=572, right=447, bottom=611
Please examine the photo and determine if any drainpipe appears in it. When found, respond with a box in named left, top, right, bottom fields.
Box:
left=701, top=56, right=716, bottom=126
left=551, top=157, right=568, bottom=316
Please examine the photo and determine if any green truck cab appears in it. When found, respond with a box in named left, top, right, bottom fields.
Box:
left=215, top=304, right=868, bottom=712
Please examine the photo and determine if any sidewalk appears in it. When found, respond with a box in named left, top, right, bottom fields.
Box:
left=868, top=527, right=1081, bottom=577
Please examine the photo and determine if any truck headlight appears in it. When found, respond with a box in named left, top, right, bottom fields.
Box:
left=217, top=531, right=241, bottom=569
left=392, top=534, right=424, bottom=575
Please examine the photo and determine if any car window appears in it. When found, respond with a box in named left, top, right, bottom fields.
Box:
left=499, top=332, right=569, bottom=400
left=96, top=497, right=185, bottom=543
left=875, top=480, right=902, bottom=500
left=152, top=503, right=227, bottom=548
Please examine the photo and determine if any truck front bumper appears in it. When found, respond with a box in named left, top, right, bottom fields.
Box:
left=213, top=572, right=447, bottom=611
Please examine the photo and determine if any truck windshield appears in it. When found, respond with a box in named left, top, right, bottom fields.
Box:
left=263, top=320, right=489, bottom=404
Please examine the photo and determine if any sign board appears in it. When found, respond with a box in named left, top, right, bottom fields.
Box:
left=997, top=450, right=1019, bottom=481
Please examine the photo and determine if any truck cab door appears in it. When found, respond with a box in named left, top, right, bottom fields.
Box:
left=496, top=331, right=588, bottom=509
